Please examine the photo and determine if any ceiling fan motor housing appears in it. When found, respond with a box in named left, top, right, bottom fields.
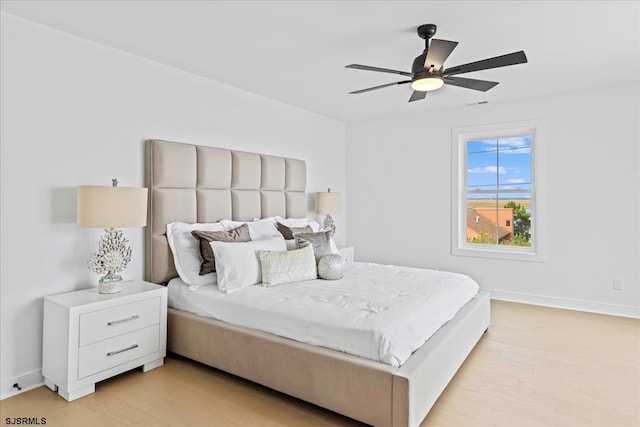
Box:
left=417, top=24, right=437, bottom=40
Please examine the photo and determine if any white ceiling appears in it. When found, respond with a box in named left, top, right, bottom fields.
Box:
left=2, top=1, right=639, bottom=123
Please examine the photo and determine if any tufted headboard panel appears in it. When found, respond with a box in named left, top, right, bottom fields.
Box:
left=145, top=140, right=306, bottom=284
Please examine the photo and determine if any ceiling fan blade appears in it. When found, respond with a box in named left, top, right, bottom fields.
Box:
left=444, top=76, right=499, bottom=92
left=443, top=51, right=527, bottom=76
left=349, top=80, right=411, bottom=94
left=424, top=39, right=458, bottom=70
left=408, top=90, right=427, bottom=102
left=346, top=64, right=413, bottom=77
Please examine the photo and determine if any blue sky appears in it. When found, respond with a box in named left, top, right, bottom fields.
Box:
left=466, top=136, right=532, bottom=200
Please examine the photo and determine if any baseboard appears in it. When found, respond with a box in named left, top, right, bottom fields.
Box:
left=0, top=370, right=44, bottom=400
left=484, top=288, right=640, bottom=319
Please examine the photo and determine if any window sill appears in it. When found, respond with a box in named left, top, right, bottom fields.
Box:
left=452, top=245, right=545, bottom=262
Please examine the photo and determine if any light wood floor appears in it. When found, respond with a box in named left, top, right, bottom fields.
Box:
left=1, top=300, right=638, bottom=426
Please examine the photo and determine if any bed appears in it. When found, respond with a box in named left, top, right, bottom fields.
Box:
left=144, top=139, right=490, bottom=427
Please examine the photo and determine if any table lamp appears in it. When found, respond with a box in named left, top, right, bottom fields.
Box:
left=315, top=188, right=341, bottom=235
left=77, top=178, right=148, bottom=294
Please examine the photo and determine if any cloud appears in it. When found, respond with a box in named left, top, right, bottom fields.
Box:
left=498, top=137, right=531, bottom=153
left=505, top=178, right=526, bottom=184
left=467, top=166, right=506, bottom=174
left=475, top=136, right=531, bottom=154
left=497, top=136, right=529, bottom=146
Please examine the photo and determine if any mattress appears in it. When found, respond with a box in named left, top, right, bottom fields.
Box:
left=168, top=262, right=479, bottom=367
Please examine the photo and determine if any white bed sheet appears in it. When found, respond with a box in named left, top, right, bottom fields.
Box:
left=168, top=262, right=479, bottom=367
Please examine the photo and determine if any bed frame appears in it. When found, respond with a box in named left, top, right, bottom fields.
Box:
left=144, top=139, right=490, bottom=427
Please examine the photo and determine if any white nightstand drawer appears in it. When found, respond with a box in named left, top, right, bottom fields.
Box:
left=78, top=324, right=160, bottom=379
left=79, top=297, right=160, bottom=346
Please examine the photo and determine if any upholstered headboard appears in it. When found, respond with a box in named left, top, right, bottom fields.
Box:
left=145, top=140, right=307, bottom=284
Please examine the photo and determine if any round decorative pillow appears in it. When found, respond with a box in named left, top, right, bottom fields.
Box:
left=317, top=254, right=345, bottom=280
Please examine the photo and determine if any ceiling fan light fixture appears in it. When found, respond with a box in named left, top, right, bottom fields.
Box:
left=411, top=76, right=444, bottom=92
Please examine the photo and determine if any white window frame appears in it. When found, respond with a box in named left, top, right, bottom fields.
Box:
left=451, top=119, right=546, bottom=262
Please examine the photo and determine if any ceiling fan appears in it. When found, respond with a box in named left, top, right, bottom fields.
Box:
left=346, top=24, right=527, bottom=102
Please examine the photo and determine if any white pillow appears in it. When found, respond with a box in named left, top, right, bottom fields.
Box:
left=166, top=222, right=224, bottom=288
left=259, top=245, right=317, bottom=287
left=211, top=236, right=287, bottom=293
left=275, top=216, right=320, bottom=232
left=285, top=240, right=298, bottom=251
left=220, top=219, right=279, bottom=241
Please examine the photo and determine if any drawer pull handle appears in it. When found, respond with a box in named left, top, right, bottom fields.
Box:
left=106, top=344, right=139, bottom=357
left=107, top=315, right=139, bottom=326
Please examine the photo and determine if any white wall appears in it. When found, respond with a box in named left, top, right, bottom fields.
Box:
left=0, top=12, right=346, bottom=397
left=347, top=85, right=639, bottom=317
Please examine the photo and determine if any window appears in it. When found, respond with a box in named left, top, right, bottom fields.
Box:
left=452, top=120, right=545, bottom=262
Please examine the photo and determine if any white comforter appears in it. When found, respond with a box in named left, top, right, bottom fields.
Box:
left=168, top=262, right=479, bottom=367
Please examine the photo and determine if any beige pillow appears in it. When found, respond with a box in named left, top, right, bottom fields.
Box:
left=259, top=245, right=317, bottom=287
left=191, top=224, right=251, bottom=275
left=276, top=222, right=312, bottom=240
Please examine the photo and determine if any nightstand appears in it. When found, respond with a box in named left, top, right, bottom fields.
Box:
left=42, top=280, right=167, bottom=401
left=338, top=246, right=355, bottom=262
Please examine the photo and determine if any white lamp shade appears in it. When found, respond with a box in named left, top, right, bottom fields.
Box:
left=77, top=186, right=148, bottom=228
left=315, top=191, right=341, bottom=215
